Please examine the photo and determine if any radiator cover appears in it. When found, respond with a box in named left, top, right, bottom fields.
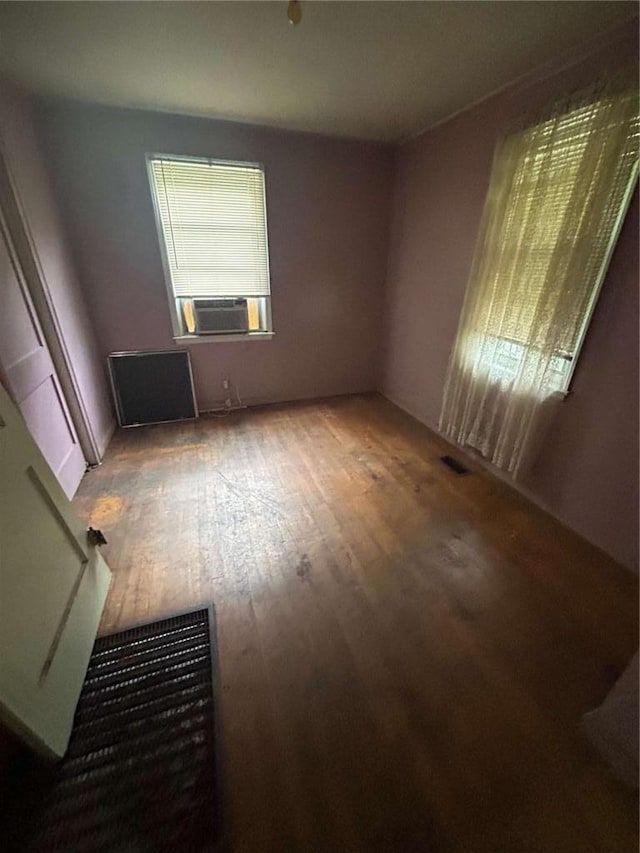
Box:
left=108, top=350, right=198, bottom=427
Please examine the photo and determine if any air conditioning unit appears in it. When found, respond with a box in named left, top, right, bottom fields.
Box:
left=193, top=298, right=249, bottom=334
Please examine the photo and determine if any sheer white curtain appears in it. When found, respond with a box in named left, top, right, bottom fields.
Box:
left=439, top=78, right=639, bottom=478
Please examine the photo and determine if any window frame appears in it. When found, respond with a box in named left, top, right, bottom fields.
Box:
left=561, top=158, right=638, bottom=392
left=145, top=152, right=274, bottom=341
left=477, top=118, right=638, bottom=397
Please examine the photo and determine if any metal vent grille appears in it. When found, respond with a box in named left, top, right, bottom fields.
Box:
left=25, top=608, right=219, bottom=852
left=440, top=455, right=470, bottom=475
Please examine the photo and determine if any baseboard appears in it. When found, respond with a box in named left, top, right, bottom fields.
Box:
left=197, top=389, right=377, bottom=414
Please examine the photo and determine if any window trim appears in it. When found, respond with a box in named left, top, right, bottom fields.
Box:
left=483, top=145, right=636, bottom=398
left=145, top=153, right=273, bottom=340
left=470, top=137, right=638, bottom=399
left=173, top=331, right=275, bottom=344
left=562, top=158, right=638, bottom=393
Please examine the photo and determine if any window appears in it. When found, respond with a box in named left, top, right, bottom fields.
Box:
left=147, top=155, right=272, bottom=337
left=440, top=81, right=638, bottom=476
left=474, top=94, right=639, bottom=392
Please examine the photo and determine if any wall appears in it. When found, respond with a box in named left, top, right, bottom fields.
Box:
left=0, top=81, right=114, bottom=458
left=37, top=102, right=394, bottom=410
left=381, top=22, right=639, bottom=571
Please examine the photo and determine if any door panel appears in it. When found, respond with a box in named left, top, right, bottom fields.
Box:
left=20, top=373, right=86, bottom=490
left=0, top=214, right=86, bottom=497
left=0, top=380, right=111, bottom=758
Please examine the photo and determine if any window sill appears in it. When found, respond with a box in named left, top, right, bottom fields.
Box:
left=173, top=332, right=274, bottom=344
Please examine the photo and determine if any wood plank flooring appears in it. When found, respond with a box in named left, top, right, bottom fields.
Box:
left=74, top=393, right=639, bottom=853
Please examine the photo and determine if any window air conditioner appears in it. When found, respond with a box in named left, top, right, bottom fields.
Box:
left=193, top=298, right=249, bottom=334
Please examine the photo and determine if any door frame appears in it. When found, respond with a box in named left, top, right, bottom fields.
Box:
left=0, top=200, right=87, bottom=494
left=0, top=141, right=102, bottom=465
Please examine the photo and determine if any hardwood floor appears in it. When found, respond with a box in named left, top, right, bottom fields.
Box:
left=74, top=393, right=638, bottom=853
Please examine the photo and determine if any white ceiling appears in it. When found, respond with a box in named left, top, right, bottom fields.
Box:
left=0, top=1, right=635, bottom=142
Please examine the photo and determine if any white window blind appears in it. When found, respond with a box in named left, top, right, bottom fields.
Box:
left=149, top=157, right=271, bottom=298
left=483, top=95, right=639, bottom=356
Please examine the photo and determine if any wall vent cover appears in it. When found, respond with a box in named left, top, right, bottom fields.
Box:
left=108, top=349, right=198, bottom=427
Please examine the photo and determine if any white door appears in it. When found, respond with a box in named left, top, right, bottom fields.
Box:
left=0, top=208, right=87, bottom=498
left=0, top=379, right=111, bottom=758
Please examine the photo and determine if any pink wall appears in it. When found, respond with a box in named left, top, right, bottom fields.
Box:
left=37, top=102, right=394, bottom=410
left=0, top=82, right=115, bottom=457
left=381, top=22, right=639, bottom=572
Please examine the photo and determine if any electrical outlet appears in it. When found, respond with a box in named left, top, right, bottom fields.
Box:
left=223, top=378, right=230, bottom=390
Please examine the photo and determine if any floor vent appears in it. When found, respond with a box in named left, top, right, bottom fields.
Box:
left=7, top=608, right=219, bottom=853
left=440, top=455, right=470, bottom=475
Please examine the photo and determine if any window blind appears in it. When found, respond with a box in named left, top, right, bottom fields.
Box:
left=482, top=92, right=639, bottom=354
left=149, top=157, right=271, bottom=298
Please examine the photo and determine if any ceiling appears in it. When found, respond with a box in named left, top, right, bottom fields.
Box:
left=0, top=1, right=635, bottom=142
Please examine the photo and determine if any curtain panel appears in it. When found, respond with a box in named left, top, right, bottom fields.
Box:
left=439, top=77, right=639, bottom=478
